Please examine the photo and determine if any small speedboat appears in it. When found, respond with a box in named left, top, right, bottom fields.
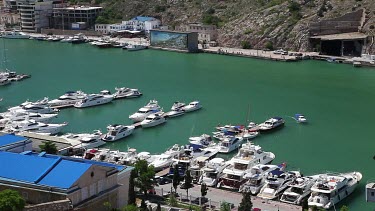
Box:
left=129, top=100, right=161, bottom=122
left=164, top=109, right=185, bottom=118
left=102, top=124, right=135, bottom=142
left=295, top=114, right=307, bottom=123
left=171, top=101, right=186, bottom=111
left=114, top=87, right=142, bottom=99
left=140, top=113, right=166, bottom=128
left=182, top=101, right=202, bottom=112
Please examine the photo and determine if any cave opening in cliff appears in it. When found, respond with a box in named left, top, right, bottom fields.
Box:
left=321, top=40, right=342, bottom=56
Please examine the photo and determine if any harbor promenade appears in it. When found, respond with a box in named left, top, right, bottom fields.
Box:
left=155, top=183, right=302, bottom=211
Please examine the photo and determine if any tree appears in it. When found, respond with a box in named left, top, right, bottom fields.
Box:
left=201, top=183, right=208, bottom=198
left=265, top=41, right=274, bottom=50
left=0, top=189, right=25, bottom=211
left=168, top=193, right=178, bottom=207
left=301, top=198, right=308, bottom=211
left=134, top=160, right=155, bottom=195
left=122, top=204, right=138, bottom=211
left=139, top=199, right=147, bottom=211
left=128, top=170, right=136, bottom=205
left=340, top=205, right=350, bottom=211
left=39, top=141, right=57, bottom=154
left=172, top=165, right=180, bottom=193
left=181, top=169, right=194, bottom=197
left=241, top=41, right=251, bottom=49
left=238, top=191, right=252, bottom=211
left=220, top=201, right=231, bottom=211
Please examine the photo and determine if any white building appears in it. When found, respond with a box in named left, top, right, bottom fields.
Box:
left=18, top=0, right=54, bottom=32
left=95, top=16, right=161, bottom=34
left=95, top=24, right=110, bottom=34
left=178, top=23, right=218, bottom=43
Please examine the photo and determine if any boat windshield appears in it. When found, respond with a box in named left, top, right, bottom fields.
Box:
left=249, top=178, right=261, bottom=185
left=205, top=172, right=217, bottom=178
left=290, top=187, right=304, bottom=194
left=110, top=130, right=118, bottom=136
left=234, top=163, right=248, bottom=170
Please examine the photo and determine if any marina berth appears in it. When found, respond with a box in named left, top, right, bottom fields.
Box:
left=48, top=91, right=87, bottom=108
left=257, top=171, right=302, bottom=200
left=239, top=163, right=286, bottom=195
left=182, top=101, right=202, bottom=112
left=114, top=87, right=142, bottom=99
left=74, top=90, right=114, bottom=108
left=307, top=172, right=362, bottom=209
left=280, top=175, right=319, bottom=205
left=217, top=142, right=275, bottom=190
left=258, top=117, right=285, bottom=131
left=102, top=124, right=135, bottom=142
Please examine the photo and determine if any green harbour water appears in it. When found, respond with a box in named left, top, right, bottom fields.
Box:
left=1, top=39, right=375, bottom=210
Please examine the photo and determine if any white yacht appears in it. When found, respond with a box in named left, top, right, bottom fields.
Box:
left=140, top=113, right=166, bottom=128
left=308, top=172, right=362, bottom=209
left=182, top=101, right=202, bottom=112
left=239, top=163, right=285, bottom=194
left=238, top=130, right=259, bottom=140
left=0, top=111, right=57, bottom=124
left=74, top=91, right=114, bottom=108
left=127, top=44, right=147, bottom=51
left=257, top=171, right=302, bottom=200
left=164, top=109, right=185, bottom=118
left=199, top=158, right=230, bottom=187
left=218, top=142, right=275, bottom=190
left=129, top=100, right=162, bottom=122
left=294, top=114, right=307, bottom=123
left=9, top=103, right=58, bottom=114
left=5, top=119, right=67, bottom=135
left=114, top=87, right=142, bottom=99
left=0, top=78, right=10, bottom=86
left=60, top=36, right=73, bottom=42
left=149, top=144, right=184, bottom=171
left=218, top=136, right=244, bottom=153
left=48, top=91, right=87, bottom=108
left=189, top=134, right=213, bottom=148
left=258, top=117, right=285, bottom=131
left=102, top=124, right=135, bottom=142
left=62, top=130, right=105, bottom=149
left=2, top=31, right=30, bottom=39
left=280, top=175, right=319, bottom=205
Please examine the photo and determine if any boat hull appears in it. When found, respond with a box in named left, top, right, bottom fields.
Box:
left=74, top=97, right=113, bottom=108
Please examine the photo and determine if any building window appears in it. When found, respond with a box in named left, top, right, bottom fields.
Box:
left=372, top=192, right=375, bottom=196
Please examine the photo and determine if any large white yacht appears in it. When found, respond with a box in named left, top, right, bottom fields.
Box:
left=48, top=91, right=87, bottom=108
left=2, top=31, right=30, bottom=39
left=258, top=117, right=285, bottom=131
left=61, top=130, right=105, bottom=149
left=199, top=158, right=230, bottom=187
left=5, top=119, right=67, bottom=135
left=239, top=163, right=285, bottom=195
left=102, top=124, right=135, bottom=142
left=129, top=100, right=162, bottom=122
left=149, top=144, right=184, bottom=171
left=280, top=175, right=319, bottom=205
left=218, top=136, right=244, bottom=153
left=218, top=142, right=275, bottom=190
left=114, top=87, right=142, bottom=99
left=140, top=113, right=166, bottom=128
left=257, top=171, right=301, bottom=200
left=308, top=172, right=362, bottom=209
left=182, top=101, right=202, bottom=112
left=9, top=98, right=58, bottom=114
left=0, top=111, right=57, bottom=124
left=74, top=90, right=114, bottom=108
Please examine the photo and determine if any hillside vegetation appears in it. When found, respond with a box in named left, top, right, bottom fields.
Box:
left=88, top=0, right=375, bottom=51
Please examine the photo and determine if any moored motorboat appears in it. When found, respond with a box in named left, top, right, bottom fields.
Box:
left=140, top=113, right=166, bottom=128
left=199, top=158, right=230, bottom=187
left=280, top=175, right=319, bottom=205
left=218, top=136, right=243, bottom=153
left=5, top=119, right=67, bottom=135
left=114, top=87, right=142, bottom=99
left=102, top=124, right=135, bottom=142
left=0, top=111, right=57, bottom=124
left=48, top=90, right=87, bottom=108
left=258, top=117, right=285, bottom=132
left=74, top=90, right=114, bottom=108
left=189, top=134, right=213, bottom=149
left=182, top=101, right=202, bottom=112
left=127, top=44, right=147, bottom=51
left=171, top=101, right=186, bottom=110
left=129, top=100, right=161, bottom=122
left=163, top=109, right=185, bottom=118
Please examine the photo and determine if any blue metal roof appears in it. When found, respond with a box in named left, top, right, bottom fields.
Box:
left=131, top=16, right=155, bottom=22
left=39, top=160, right=91, bottom=189
left=0, top=134, right=27, bottom=147
left=0, top=151, right=127, bottom=190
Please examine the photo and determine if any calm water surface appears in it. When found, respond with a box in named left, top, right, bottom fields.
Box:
left=1, top=39, right=375, bottom=210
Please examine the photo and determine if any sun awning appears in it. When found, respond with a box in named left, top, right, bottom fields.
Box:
left=310, top=32, right=368, bottom=40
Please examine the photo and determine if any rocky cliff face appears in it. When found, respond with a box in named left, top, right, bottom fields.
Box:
left=98, top=0, right=375, bottom=51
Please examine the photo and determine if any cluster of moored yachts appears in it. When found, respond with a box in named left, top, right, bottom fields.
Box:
left=0, top=87, right=142, bottom=135
left=0, top=70, right=30, bottom=86
left=78, top=118, right=362, bottom=209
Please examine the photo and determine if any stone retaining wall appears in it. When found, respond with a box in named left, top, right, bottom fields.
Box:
left=25, top=199, right=72, bottom=211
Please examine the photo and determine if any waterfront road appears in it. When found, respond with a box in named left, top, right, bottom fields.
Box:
left=155, top=184, right=301, bottom=211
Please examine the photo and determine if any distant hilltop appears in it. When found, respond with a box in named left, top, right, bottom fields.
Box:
left=96, top=0, right=375, bottom=52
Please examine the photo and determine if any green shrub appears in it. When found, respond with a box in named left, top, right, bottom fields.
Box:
left=241, top=41, right=251, bottom=49
left=244, top=29, right=253, bottom=34
left=265, top=41, right=274, bottom=50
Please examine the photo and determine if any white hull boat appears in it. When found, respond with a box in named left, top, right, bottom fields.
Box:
left=164, top=109, right=185, bottom=118
left=48, top=91, right=87, bottom=108
left=2, top=31, right=30, bottom=39
left=182, top=101, right=202, bottom=112
left=74, top=90, right=113, bottom=108
left=140, top=114, right=166, bottom=128
left=0, top=111, right=57, bottom=124
left=102, top=124, right=135, bottom=142
left=5, top=119, right=67, bottom=135
left=114, top=87, right=142, bottom=99
left=218, top=136, right=243, bottom=153
left=129, top=100, right=161, bottom=122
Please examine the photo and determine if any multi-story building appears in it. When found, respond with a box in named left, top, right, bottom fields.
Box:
left=95, top=23, right=110, bottom=34
left=178, top=23, right=218, bottom=43
left=0, top=134, right=31, bottom=153
left=52, top=5, right=102, bottom=30
left=0, top=9, right=20, bottom=27
left=18, top=0, right=54, bottom=32
left=0, top=151, right=133, bottom=210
